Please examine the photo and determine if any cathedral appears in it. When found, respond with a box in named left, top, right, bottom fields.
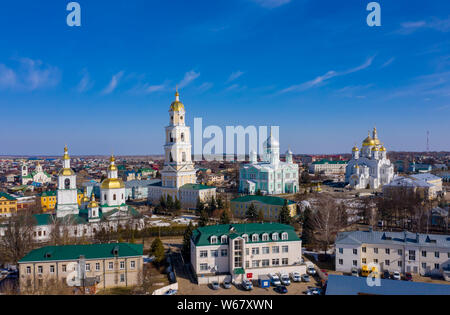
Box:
left=239, top=130, right=299, bottom=195
left=345, top=127, right=394, bottom=189
left=147, top=90, right=216, bottom=208
left=21, top=162, right=52, bottom=185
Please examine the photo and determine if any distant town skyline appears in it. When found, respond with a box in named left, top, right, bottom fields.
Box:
left=1, top=1, right=449, bottom=155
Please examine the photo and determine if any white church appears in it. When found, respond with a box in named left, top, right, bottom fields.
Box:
left=239, top=131, right=299, bottom=195
left=21, top=162, right=52, bottom=185
left=345, top=127, right=394, bottom=190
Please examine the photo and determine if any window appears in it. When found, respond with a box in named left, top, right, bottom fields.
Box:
left=385, top=248, right=390, bottom=255
left=221, top=249, right=228, bottom=257
left=210, top=236, right=218, bottom=244
left=262, top=259, right=270, bottom=267
left=362, top=247, right=366, bottom=253
left=435, top=251, right=440, bottom=258
left=108, top=262, right=114, bottom=270
left=282, top=258, right=288, bottom=266
left=252, top=234, right=259, bottom=242
left=37, top=266, right=43, bottom=274
left=398, top=249, right=403, bottom=256
left=398, top=261, right=402, bottom=267
left=64, top=178, right=70, bottom=189
left=374, top=248, right=378, bottom=254
left=120, top=261, right=125, bottom=270
left=339, top=248, right=343, bottom=254
left=262, top=233, right=269, bottom=241
left=282, top=246, right=288, bottom=253
left=272, top=259, right=280, bottom=266
left=435, top=264, right=440, bottom=270
left=252, top=260, right=260, bottom=268
left=113, top=194, right=117, bottom=201
left=96, top=263, right=101, bottom=271
left=120, top=274, right=125, bottom=283
left=272, top=233, right=279, bottom=241
left=374, top=259, right=378, bottom=264
left=272, top=246, right=279, bottom=254
left=200, top=264, right=208, bottom=271
left=200, top=250, right=208, bottom=258
left=422, top=251, right=427, bottom=257
left=409, top=250, right=416, bottom=261
left=211, top=250, right=219, bottom=257
left=339, top=259, right=343, bottom=265
left=281, top=232, right=288, bottom=240
left=26, top=266, right=31, bottom=274
left=385, top=260, right=390, bottom=266
left=422, top=263, right=427, bottom=269
left=62, top=265, right=67, bottom=272
left=362, top=258, right=367, bottom=264
left=262, top=247, right=270, bottom=254
left=221, top=235, right=228, bottom=244
left=352, top=260, right=357, bottom=266
left=353, top=249, right=358, bottom=255
left=85, top=264, right=91, bottom=271
left=242, top=234, right=249, bottom=242
left=252, top=248, right=259, bottom=255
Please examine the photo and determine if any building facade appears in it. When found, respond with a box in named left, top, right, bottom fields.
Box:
left=335, top=230, right=450, bottom=277
left=21, top=162, right=52, bottom=185
left=345, top=127, right=394, bottom=189
left=0, top=192, right=17, bottom=218
left=190, top=223, right=305, bottom=284
left=230, top=195, right=297, bottom=221
left=383, top=174, right=444, bottom=200
left=239, top=134, right=299, bottom=195
left=18, top=243, right=143, bottom=294
left=147, top=91, right=216, bottom=208
left=309, top=159, right=348, bottom=175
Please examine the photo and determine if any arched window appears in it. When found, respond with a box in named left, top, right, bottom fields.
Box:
left=113, top=194, right=117, bottom=201
left=242, top=234, right=249, bottom=242
left=281, top=232, right=288, bottom=241
left=272, top=233, right=279, bottom=241
left=252, top=234, right=259, bottom=242
left=182, top=152, right=186, bottom=162
left=262, top=233, right=269, bottom=241
left=181, top=133, right=185, bottom=142
left=221, top=235, right=228, bottom=244
left=104, top=194, right=107, bottom=201
left=210, top=236, right=218, bottom=244
left=64, top=178, right=70, bottom=189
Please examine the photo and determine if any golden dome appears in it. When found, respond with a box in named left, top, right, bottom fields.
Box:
left=362, top=132, right=376, bottom=146
left=88, top=194, right=99, bottom=208
left=108, top=155, right=118, bottom=171
left=372, top=147, right=379, bottom=151
left=108, top=164, right=118, bottom=172
left=101, top=178, right=125, bottom=190
left=352, top=146, right=359, bottom=152
left=380, top=146, right=386, bottom=152
left=82, top=189, right=90, bottom=202
left=63, top=145, right=70, bottom=160
left=170, top=89, right=184, bottom=111
left=59, top=168, right=74, bottom=176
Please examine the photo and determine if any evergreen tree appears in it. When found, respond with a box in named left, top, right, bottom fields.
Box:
left=182, top=222, right=194, bottom=260
left=150, top=237, right=165, bottom=265
left=174, top=196, right=181, bottom=211
left=301, top=206, right=315, bottom=245
left=166, top=195, right=174, bottom=211
left=279, top=199, right=292, bottom=224
left=159, top=195, right=167, bottom=210
left=257, top=209, right=265, bottom=222
left=220, top=209, right=231, bottom=224
left=208, top=196, right=217, bottom=214
left=217, top=196, right=224, bottom=210
left=199, top=210, right=209, bottom=227
left=246, top=203, right=258, bottom=222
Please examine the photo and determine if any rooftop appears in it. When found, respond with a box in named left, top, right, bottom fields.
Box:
left=231, top=195, right=295, bottom=206
left=19, top=243, right=143, bottom=263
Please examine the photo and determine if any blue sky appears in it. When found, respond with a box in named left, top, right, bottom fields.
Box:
left=0, top=0, right=449, bottom=155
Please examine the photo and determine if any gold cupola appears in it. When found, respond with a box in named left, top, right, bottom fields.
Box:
left=380, top=146, right=386, bottom=152
left=362, top=131, right=376, bottom=146
left=88, top=193, right=99, bottom=209
left=63, top=145, right=70, bottom=160
left=352, top=145, right=359, bottom=152
left=170, top=88, right=185, bottom=112
left=372, top=127, right=381, bottom=145
left=108, top=155, right=118, bottom=172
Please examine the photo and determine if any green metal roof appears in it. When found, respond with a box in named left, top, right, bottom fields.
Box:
left=19, top=243, right=143, bottom=263
left=180, top=183, right=216, bottom=190
left=192, top=223, right=300, bottom=246
left=0, top=192, right=17, bottom=201
left=231, top=195, right=295, bottom=206
left=40, top=190, right=57, bottom=197
left=312, top=159, right=348, bottom=165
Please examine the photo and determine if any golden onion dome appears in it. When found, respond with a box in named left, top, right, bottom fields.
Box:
left=101, top=178, right=125, bottom=190
left=372, top=147, right=379, bottom=151
left=355, top=164, right=360, bottom=168
left=108, top=164, right=118, bottom=172
left=352, top=146, right=359, bottom=152
left=380, top=146, right=386, bottom=152
left=59, top=168, right=75, bottom=176
left=170, top=90, right=185, bottom=112
left=88, top=194, right=99, bottom=208
left=63, top=145, right=70, bottom=160
left=362, top=132, right=376, bottom=146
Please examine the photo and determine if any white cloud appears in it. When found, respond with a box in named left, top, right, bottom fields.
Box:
left=381, top=57, right=395, bottom=68
left=178, top=70, right=200, bottom=88
left=252, top=0, right=291, bottom=9
left=227, top=70, right=245, bottom=83
left=76, top=69, right=93, bottom=93
left=102, top=71, right=124, bottom=95
left=280, top=56, right=375, bottom=93
left=397, top=17, right=450, bottom=35
left=197, top=82, right=213, bottom=92
left=0, top=57, right=60, bottom=91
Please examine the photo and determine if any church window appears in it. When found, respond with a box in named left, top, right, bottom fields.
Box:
left=170, top=153, right=174, bottom=162
left=64, top=179, right=70, bottom=189
left=113, top=194, right=117, bottom=201
left=181, top=133, right=185, bottom=142
left=104, top=194, right=106, bottom=201
left=182, top=152, right=186, bottom=162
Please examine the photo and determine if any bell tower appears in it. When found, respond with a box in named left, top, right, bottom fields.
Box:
left=56, top=145, right=79, bottom=218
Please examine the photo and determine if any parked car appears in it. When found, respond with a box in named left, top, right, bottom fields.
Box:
left=242, top=279, right=253, bottom=291
left=164, top=289, right=177, bottom=295
left=211, top=281, right=220, bottom=290
left=305, top=287, right=322, bottom=295
left=302, top=274, right=310, bottom=282
left=351, top=268, right=359, bottom=277
left=223, top=280, right=232, bottom=289
left=383, top=270, right=390, bottom=279
left=307, top=265, right=316, bottom=276
left=275, top=285, right=288, bottom=294
left=444, top=270, right=450, bottom=282
left=280, top=273, right=291, bottom=286
left=392, top=271, right=401, bottom=280
left=269, top=273, right=281, bottom=286
left=405, top=272, right=413, bottom=281
left=290, top=272, right=301, bottom=282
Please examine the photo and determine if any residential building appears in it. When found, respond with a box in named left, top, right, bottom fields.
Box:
left=345, top=127, right=394, bottom=189
left=231, top=195, right=297, bottom=221
left=239, top=133, right=299, bottom=195
left=190, top=223, right=305, bottom=284
left=40, top=191, right=57, bottom=212
left=0, top=192, right=17, bottom=218
left=335, top=229, right=450, bottom=277
left=309, top=159, right=348, bottom=175
left=383, top=174, right=444, bottom=200
left=18, top=243, right=143, bottom=294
